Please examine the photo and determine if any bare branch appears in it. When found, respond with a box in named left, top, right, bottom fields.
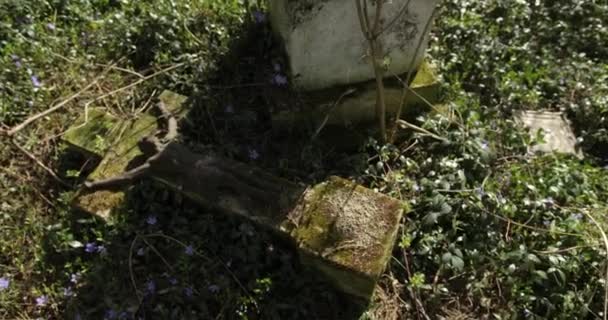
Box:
left=6, top=67, right=112, bottom=136
left=355, top=0, right=370, bottom=38
left=84, top=162, right=151, bottom=190
left=396, top=119, right=448, bottom=143
left=155, top=101, right=178, bottom=142
left=374, top=0, right=413, bottom=37
left=389, top=5, right=439, bottom=142
left=371, top=0, right=384, bottom=36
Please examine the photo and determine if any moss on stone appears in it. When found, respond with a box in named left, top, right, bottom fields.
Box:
left=63, top=90, right=189, bottom=219
left=411, top=59, right=439, bottom=89
left=288, top=176, right=405, bottom=300
left=63, top=108, right=121, bottom=156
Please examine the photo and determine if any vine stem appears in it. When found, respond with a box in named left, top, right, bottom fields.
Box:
left=582, top=210, right=608, bottom=320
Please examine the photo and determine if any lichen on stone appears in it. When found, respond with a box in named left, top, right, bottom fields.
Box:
left=287, top=176, right=405, bottom=299
left=286, top=0, right=329, bottom=29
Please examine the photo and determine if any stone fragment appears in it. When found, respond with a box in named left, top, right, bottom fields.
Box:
left=63, top=90, right=188, bottom=219
left=269, top=0, right=440, bottom=91
left=283, top=177, right=404, bottom=300
left=146, top=144, right=405, bottom=300
left=516, top=110, right=582, bottom=157
left=273, top=58, right=440, bottom=127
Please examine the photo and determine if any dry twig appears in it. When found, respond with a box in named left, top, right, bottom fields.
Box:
left=6, top=67, right=112, bottom=136
left=11, top=138, right=70, bottom=188
left=389, top=5, right=439, bottom=142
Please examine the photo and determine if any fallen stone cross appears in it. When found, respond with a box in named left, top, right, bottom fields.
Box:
left=63, top=91, right=405, bottom=301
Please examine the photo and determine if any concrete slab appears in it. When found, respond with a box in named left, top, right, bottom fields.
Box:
left=272, top=58, right=441, bottom=128
left=517, top=110, right=582, bottom=157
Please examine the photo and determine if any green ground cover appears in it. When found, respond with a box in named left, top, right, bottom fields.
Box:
left=1, top=0, right=607, bottom=319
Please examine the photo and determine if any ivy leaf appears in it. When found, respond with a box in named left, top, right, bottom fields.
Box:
left=440, top=203, right=452, bottom=214
left=527, top=254, right=541, bottom=264
left=67, top=240, right=84, bottom=248
left=534, top=270, right=548, bottom=280
left=423, top=212, right=441, bottom=225
left=442, top=252, right=452, bottom=264
left=451, top=256, right=465, bottom=270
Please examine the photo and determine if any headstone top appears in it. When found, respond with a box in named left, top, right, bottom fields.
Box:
left=269, top=0, right=440, bottom=91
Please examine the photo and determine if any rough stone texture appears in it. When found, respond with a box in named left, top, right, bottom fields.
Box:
left=517, top=111, right=582, bottom=157
left=63, top=94, right=405, bottom=300
left=282, top=177, right=405, bottom=299
left=63, top=90, right=188, bottom=219
left=147, top=142, right=305, bottom=229
left=148, top=148, right=404, bottom=300
left=63, top=109, right=122, bottom=156
left=269, top=0, right=440, bottom=91
left=273, top=58, right=440, bottom=127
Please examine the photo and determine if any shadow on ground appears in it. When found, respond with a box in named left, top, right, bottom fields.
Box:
left=43, top=13, right=372, bottom=320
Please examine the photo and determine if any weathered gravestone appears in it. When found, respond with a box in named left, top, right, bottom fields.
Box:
left=63, top=92, right=406, bottom=301
left=269, top=0, right=441, bottom=91
left=268, top=0, right=442, bottom=127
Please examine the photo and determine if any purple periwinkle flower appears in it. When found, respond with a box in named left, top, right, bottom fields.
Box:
left=208, top=284, right=220, bottom=294
left=252, top=10, right=266, bottom=24
left=0, top=277, right=9, bottom=290
left=136, top=247, right=145, bottom=256
left=169, top=277, right=178, bottom=285
left=248, top=148, right=260, bottom=160
left=570, top=213, right=584, bottom=221
left=35, top=295, right=48, bottom=306
left=70, top=273, right=80, bottom=284
left=146, top=215, right=157, bottom=225
left=11, top=55, right=21, bottom=68
left=85, top=242, right=98, bottom=253
left=63, top=287, right=74, bottom=297
left=480, top=140, right=489, bottom=150
left=185, top=245, right=194, bottom=256
left=47, top=23, right=56, bottom=31
left=146, top=280, right=156, bottom=294
left=272, top=74, right=288, bottom=86
left=184, top=286, right=194, bottom=298
left=105, top=309, right=117, bottom=320
left=31, top=75, right=41, bottom=88
left=97, top=245, right=107, bottom=254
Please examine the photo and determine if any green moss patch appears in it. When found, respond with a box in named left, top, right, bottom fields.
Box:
left=288, top=176, right=404, bottom=299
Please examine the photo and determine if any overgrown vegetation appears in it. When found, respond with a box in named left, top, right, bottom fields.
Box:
left=1, top=0, right=608, bottom=319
